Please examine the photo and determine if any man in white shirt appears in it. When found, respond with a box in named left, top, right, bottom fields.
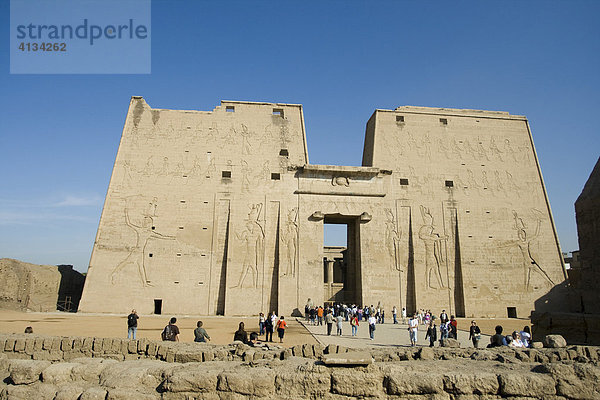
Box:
left=368, top=315, right=377, bottom=340
left=401, top=307, right=407, bottom=324
left=392, top=306, right=398, bottom=324
left=409, top=314, right=419, bottom=346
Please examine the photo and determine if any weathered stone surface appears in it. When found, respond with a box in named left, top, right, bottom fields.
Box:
left=543, top=334, right=567, bottom=348
left=332, top=368, right=384, bottom=397
left=80, top=387, right=108, bottom=400
left=443, top=372, right=499, bottom=395
left=217, top=368, right=275, bottom=397
left=9, top=359, right=50, bottom=384
left=440, top=338, right=461, bottom=348
left=53, top=384, right=85, bottom=400
left=164, top=364, right=218, bottom=393
left=417, top=347, right=435, bottom=360
left=386, top=370, right=444, bottom=395
left=498, top=373, right=555, bottom=397
left=323, top=351, right=372, bottom=366
left=41, top=362, right=79, bottom=384
left=106, top=388, right=161, bottom=400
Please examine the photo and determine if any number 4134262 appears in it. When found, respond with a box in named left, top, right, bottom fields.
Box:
left=18, top=42, right=67, bottom=52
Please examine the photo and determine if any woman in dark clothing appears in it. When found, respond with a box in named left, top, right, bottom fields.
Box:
left=425, top=321, right=437, bottom=347
left=233, top=322, right=248, bottom=344
left=264, top=316, right=274, bottom=342
left=469, top=320, right=482, bottom=348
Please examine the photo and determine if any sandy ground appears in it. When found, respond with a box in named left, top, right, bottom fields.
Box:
left=0, top=310, right=316, bottom=347
left=0, top=309, right=530, bottom=349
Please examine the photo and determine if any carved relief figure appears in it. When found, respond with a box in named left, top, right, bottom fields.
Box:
left=241, top=160, right=251, bottom=193
left=205, top=158, right=216, bottom=178
left=232, top=203, right=265, bottom=288
left=384, top=208, right=402, bottom=272
left=282, top=207, right=298, bottom=277
left=501, top=210, right=555, bottom=290
left=489, top=137, right=503, bottom=161
left=240, top=124, right=252, bottom=155
left=110, top=206, right=175, bottom=287
left=418, top=205, right=447, bottom=289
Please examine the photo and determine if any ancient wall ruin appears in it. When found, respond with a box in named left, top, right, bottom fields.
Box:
left=79, top=98, right=567, bottom=318
left=1, top=333, right=599, bottom=399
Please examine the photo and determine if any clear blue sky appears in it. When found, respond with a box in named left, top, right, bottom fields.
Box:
left=1, top=1, right=598, bottom=272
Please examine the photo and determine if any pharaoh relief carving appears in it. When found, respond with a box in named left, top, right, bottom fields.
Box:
left=110, top=203, right=175, bottom=287
left=232, top=203, right=265, bottom=289
left=241, top=160, right=251, bottom=193
left=384, top=208, right=402, bottom=272
left=418, top=205, right=447, bottom=290
left=240, top=124, right=252, bottom=155
left=500, top=209, right=554, bottom=291
left=281, top=207, right=298, bottom=277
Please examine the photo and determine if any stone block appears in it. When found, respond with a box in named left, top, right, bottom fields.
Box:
left=9, top=359, right=50, bottom=384
left=217, top=368, right=275, bottom=397
left=72, top=337, right=84, bottom=351
left=499, top=373, right=555, bottom=397
left=1, top=382, right=57, bottom=400
left=203, top=350, right=214, bottom=361
left=14, top=338, right=26, bottom=352
left=313, top=344, right=324, bottom=358
left=146, top=341, right=158, bottom=357
left=543, top=334, right=567, bottom=348
left=34, top=337, right=45, bottom=351
left=165, top=364, right=218, bottom=393
left=24, top=338, right=35, bottom=355
left=107, top=388, right=161, bottom=400
left=80, top=387, right=108, bottom=400
left=92, top=337, right=103, bottom=352
left=61, top=337, right=74, bottom=352
left=137, top=338, right=148, bottom=354
left=174, top=351, right=203, bottom=363
left=302, top=343, right=313, bottom=358
left=127, top=340, right=137, bottom=354
left=417, top=347, right=435, bottom=360
left=242, top=350, right=255, bottom=362
left=332, top=369, right=384, bottom=397
left=440, top=338, right=461, bottom=348
left=42, top=337, right=53, bottom=350
left=275, top=370, right=331, bottom=397
left=82, top=337, right=94, bottom=351
left=531, top=341, right=544, bottom=349
left=386, top=370, right=443, bottom=395
left=41, top=362, right=78, bottom=384
left=443, top=372, right=499, bottom=395
left=54, top=384, right=84, bottom=400
left=51, top=337, right=61, bottom=351
left=323, top=351, right=373, bottom=366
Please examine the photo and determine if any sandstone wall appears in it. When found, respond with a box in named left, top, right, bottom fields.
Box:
left=1, top=333, right=600, bottom=399
left=0, top=259, right=61, bottom=312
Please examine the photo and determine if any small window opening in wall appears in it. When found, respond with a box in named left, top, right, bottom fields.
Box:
left=485, top=211, right=490, bottom=214
left=222, top=171, right=231, bottom=178
left=178, top=226, right=184, bottom=230
left=182, top=175, right=188, bottom=178
left=151, top=226, right=155, bottom=230
left=203, top=227, right=208, bottom=230
left=273, top=108, right=284, bottom=117
left=184, top=150, right=189, bottom=153
left=176, top=253, right=181, bottom=257
left=396, top=115, right=405, bottom=123
left=154, top=299, right=162, bottom=315
left=207, top=151, right=211, bottom=155
left=203, top=201, right=209, bottom=204
left=279, top=149, right=289, bottom=157
left=445, top=180, right=454, bottom=187
left=149, top=253, right=153, bottom=257
left=180, top=200, right=186, bottom=203
left=488, top=236, right=493, bottom=239
left=399, top=178, right=409, bottom=185
left=466, top=210, right=470, bottom=213
left=491, top=260, right=496, bottom=264
left=226, top=106, right=235, bottom=112
left=507, top=307, right=517, bottom=318
left=440, top=118, right=448, bottom=125
left=201, top=254, right=206, bottom=257
left=493, top=285, right=499, bottom=290
left=468, top=235, right=473, bottom=238
left=271, top=173, right=281, bottom=180
left=470, top=260, right=475, bottom=263
left=174, top=281, right=180, bottom=284
left=198, top=281, right=204, bottom=285
left=461, top=163, right=466, bottom=166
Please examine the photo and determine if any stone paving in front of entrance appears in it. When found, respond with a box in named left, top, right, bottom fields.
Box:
left=298, top=318, right=491, bottom=349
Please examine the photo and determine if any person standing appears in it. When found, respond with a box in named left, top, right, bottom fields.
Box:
left=425, top=320, right=437, bottom=347
left=368, top=314, right=377, bottom=340
left=392, top=306, right=398, bottom=324
left=401, top=307, right=407, bottom=324
left=276, top=316, right=287, bottom=343
left=449, top=315, right=458, bottom=339
left=336, top=313, right=343, bottom=335
left=350, top=314, right=359, bottom=336
left=127, top=309, right=139, bottom=339
left=317, top=306, right=324, bottom=325
left=259, top=313, right=265, bottom=335
left=194, top=321, right=211, bottom=342
left=408, top=314, right=419, bottom=346
left=325, top=310, right=334, bottom=335
left=440, top=309, right=448, bottom=323
left=161, top=317, right=180, bottom=342
left=265, top=316, right=274, bottom=342
left=469, top=320, right=481, bottom=348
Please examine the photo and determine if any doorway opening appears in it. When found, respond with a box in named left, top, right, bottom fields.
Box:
left=154, top=299, right=162, bottom=315
left=323, top=216, right=362, bottom=306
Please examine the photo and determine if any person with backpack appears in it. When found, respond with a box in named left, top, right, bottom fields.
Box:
left=161, top=317, right=180, bottom=342
left=350, top=313, right=359, bottom=336
left=127, top=309, right=139, bottom=339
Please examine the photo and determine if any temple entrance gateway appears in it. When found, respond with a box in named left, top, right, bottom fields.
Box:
left=322, top=216, right=362, bottom=306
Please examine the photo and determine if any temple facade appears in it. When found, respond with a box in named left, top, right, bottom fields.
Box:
left=78, top=97, right=567, bottom=317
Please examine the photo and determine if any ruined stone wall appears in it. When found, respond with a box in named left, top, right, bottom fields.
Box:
left=2, top=333, right=600, bottom=399
left=0, top=259, right=61, bottom=312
